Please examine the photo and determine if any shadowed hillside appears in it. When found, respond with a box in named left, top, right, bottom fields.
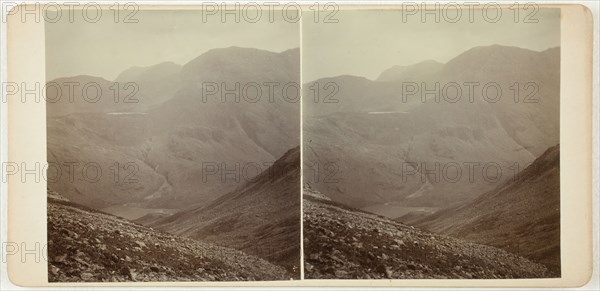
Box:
left=141, top=146, right=301, bottom=277
left=304, top=45, right=559, bottom=214
left=303, top=186, right=552, bottom=279
left=47, top=47, right=300, bottom=213
left=48, top=192, right=289, bottom=282
left=410, top=144, right=560, bottom=274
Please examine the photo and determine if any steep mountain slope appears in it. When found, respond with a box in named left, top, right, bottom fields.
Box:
left=180, top=47, right=299, bottom=84
left=114, top=61, right=183, bottom=108
left=303, top=45, right=559, bottom=212
left=411, top=144, right=560, bottom=274
left=376, top=60, right=443, bottom=82
left=45, top=75, right=141, bottom=117
left=303, top=75, right=424, bottom=117
left=155, top=47, right=300, bottom=159
left=46, top=61, right=182, bottom=116
left=141, top=146, right=300, bottom=277
left=47, top=47, right=300, bottom=213
left=47, top=63, right=182, bottom=117
left=46, top=112, right=167, bottom=210
left=116, top=61, right=181, bottom=82
left=48, top=193, right=289, bottom=282
left=303, top=187, right=552, bottom=279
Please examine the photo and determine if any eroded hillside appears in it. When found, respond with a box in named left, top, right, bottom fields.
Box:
left=412, top=144, right=560, bottom=274
left=48, top=194, right=290, bottom=282
left=303, top=187, right=552, bottom=279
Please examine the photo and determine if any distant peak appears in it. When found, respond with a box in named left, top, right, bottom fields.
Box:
left=377, top=59, right=443, bottom=82
left=282, top=47, right=300, bottom=53
left=49, top=75, right=110, bottom=83
left=115, top=61, right=181, bottom=82
left=542, top=46, right=560, bottom=54
left=443, top=44, right=553, bottom=74
left=414, top=59, right=443, bottom=66
left=281, top=47, right=300, bottom=56
left=203, top=46, right=274, bottom=55
left=321, top=74, right=371, bottom=82
left=459, top=44, right=541, bottom=56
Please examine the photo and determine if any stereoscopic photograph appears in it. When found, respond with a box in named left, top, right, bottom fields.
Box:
left=45, top=9, right=301, bottom=281
left=3, top=1, right=597, bottom=289
left=39, top=4, right=567, bottom=284
left=302, top=8, right=561, bottom=279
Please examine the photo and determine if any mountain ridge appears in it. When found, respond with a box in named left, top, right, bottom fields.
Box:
left=48, top=46, right=300, bottom=213
left=410, top=144, right=560, bottom=274
left=303, top=44, right=559, bottom=211
left=140, top=146, right=301, bottom=277
left=48, top=191, right=290, bottom=282
left=303, top=186, right=552, bottom=279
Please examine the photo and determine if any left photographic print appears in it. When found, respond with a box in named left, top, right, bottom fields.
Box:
left=45, top=8, right=301, bottom=282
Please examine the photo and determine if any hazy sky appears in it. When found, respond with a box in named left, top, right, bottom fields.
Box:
left=46, top=7, right=560, bottom=82
left=45, top=9, right=300, bottom=80
left=302, top=8, right=560, bottom=82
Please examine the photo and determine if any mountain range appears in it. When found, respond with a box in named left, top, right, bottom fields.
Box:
left=46, top=44, right=561, bottom=280
left=47, top=47, right=300, bottom=212
left=303, top=45, right=560, bottom=214
left=46, top=46, right=301, bottom=277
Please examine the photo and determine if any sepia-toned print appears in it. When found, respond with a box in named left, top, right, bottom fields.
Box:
left=3, top=2, right=597, bottom=289
left=302, top=7, right=561, bottom=279
left=45, top=8, right=301, bottom=282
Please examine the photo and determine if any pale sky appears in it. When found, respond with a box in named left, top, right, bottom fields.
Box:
left=45, top=9, right=300, bottom=81
left=45, top=8, right=560, bottom=82
left=302, top=8, right=560, bottom=82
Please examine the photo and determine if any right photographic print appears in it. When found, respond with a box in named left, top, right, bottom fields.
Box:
left=302, top=6, right=561, bottom=279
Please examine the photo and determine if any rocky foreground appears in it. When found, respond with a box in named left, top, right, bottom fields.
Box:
left=48, top=196, right=290, bottom=282
left=412, top=144, right=561, bottom=275
left=145, top=146, right=301, bottom=277
left=303, top=188, right=552, bottom=279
